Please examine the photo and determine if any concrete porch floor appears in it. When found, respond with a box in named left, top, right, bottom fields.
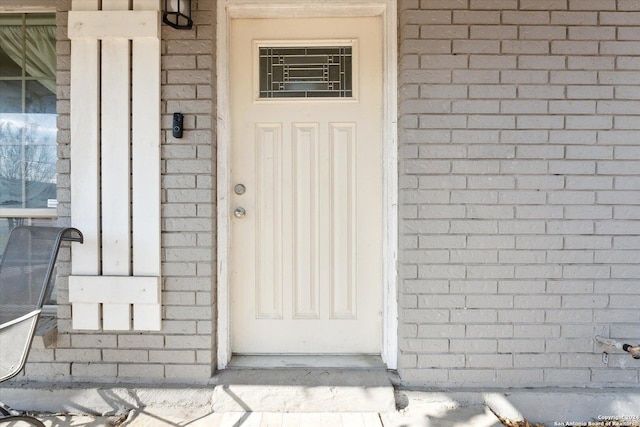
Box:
left=14, top=389, right=640, bottom=426
left=2, top=369, right=640, bottom=426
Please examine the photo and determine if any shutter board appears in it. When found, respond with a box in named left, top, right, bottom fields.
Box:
left=69, top=2, right=162, bottom=331
left=132, top=37, right=161, bottom=278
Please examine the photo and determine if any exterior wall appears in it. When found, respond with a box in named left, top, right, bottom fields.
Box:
left=398, top=0, right=640, bottom=387
left=18, top=0, right=216, bottom=383
left=14, top=0, right=640, bottom=389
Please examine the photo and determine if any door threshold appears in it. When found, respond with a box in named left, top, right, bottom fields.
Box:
left=227, top=354, right=386, bottom=369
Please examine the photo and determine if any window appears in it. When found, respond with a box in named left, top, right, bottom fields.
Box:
left=259, top=45, right=353, bottom=99
left=0, top=12, right=58, bottom=300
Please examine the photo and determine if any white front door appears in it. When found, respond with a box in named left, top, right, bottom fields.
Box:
left=230, top=16, right=383, bottom=354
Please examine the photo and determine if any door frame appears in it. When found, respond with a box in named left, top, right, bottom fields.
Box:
left=216, top=0, right=398, bottom=370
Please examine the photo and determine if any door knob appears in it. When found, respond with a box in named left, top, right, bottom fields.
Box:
left=234, top=207, right=246, bottom=218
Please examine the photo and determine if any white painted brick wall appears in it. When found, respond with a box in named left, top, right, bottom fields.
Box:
left=400, top=1, right=640, bottom=387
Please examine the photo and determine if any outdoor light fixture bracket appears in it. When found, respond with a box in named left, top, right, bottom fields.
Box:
left=163, top=0, right=193, bottom=30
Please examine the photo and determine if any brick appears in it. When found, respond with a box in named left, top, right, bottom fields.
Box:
left=600, top=12, right=640, bottom=26
left=502, top=11, right=550, bottom=24
left=450, top=339, right=497, bottom=353
left=499, top=309, right=545, bottom=323
left=418, top=354, right=465, bottom=368
left=619, top=0, right=640, bottom=10
left=497, top=370, right=544, bottom=384
left=520, top=25, right=567, bottom=40
left=569, top=0, right=615, bottom=10
left=498, top=281, right=546, bottom=294
left=453, top=40, right=501, bottom=54
left=470, top=25, right=517, bottom=39
left=619, top=28, right=640, bottom=41
left=551, top=71, right=597, bottom=85
left=450, top=280, right=498, bottom=294
left=467, top=324, right=513, bottom=338
left=515, top=236, right=562, bottom=250
left=514, top=354, right=560, bottom=368
left=568, top=26, right=616, bottom=40
left=403, top=339, right=449, bottom=352
left=454, top=10, right=501, bottom=24
left=514, top=295, right=561, bottom=309
left=559, top=116, right=613, bottom=129
left=600, top=71, right=640, bottom=85
left=469, top=85, right=516, bottom=98
left=565, top=176, right=613, bottom=190
left=543, top=369, right=590, bottom=384
left=614, top=86, right=640, bottom=100
left=521, top=0, right=567, bottom=10
left=498, top=339, right=545, bottom=353
left=72, top=363, right=117, bottom=378
left=466, top=205, right=514, bottom=219
left=469, top=55, right=517, bottom=69
left=118, top=364, right=165, bottom=379
left=551, top=11, right=597, bottom=25
left=451, top=309, right=498, bottom=323
left=448, top=369, right=496, bottom=383
left=501, top=70, right=549, bottom=84
left=568, top=57, right=614, bottom=71
left=401, top=368, right=448, bottom=383
left=565, top=205, right=612, bottom=220
left=403, top=10, right=452, bottom=25
left=502, top=40, right=549, bottom=54
left=466, top=354, right=512, bottom=368
left=452, top=69, right=502, bottom=84
left=517, top=116, right=563, bottom=129
left=549, top=130, right=597, bottom=144
left=418, top=324, right=466, bottom=338
left=467, top=235, right=514, bottom=249
left=498, top=190, right=546, bottom=205
left=514, top=325, right=560, bottom=338
left=469, top=0, right=516, bottom=9
left=421, top=54, right=468, bottom=69
left=552, top=41, right=598, bottom=55
left=519, top=84, right=565, bottom=98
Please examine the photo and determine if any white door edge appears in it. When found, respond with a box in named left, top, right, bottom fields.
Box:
left=216, top=0, right=398, bottom=370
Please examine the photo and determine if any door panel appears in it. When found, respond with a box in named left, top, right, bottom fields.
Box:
left=230, top=17, right=382, bottom=354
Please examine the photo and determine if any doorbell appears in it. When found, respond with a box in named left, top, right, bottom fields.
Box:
left=173, top=112, right=184, bottom=138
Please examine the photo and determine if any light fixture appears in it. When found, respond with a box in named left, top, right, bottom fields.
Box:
left=163, top=0, right=193, bottom=30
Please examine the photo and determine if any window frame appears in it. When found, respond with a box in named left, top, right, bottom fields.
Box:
left=0, top=2, right=58, bottom=312
left=0, top=1, right=55, bottom=13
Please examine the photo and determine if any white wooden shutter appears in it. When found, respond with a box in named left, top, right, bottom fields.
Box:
left=68, top=0, right=162, bottom=331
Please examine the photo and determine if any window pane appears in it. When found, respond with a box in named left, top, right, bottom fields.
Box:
left=25, top=25, right=56, bottom=80
left=0, top=113, right=57, bottom=209
left=0, top=81, right=23, bottom=113
left=26, top=80, right=56, bottom=113
left=259, top=46, right=353, bottom=99
left=0, top=46, right=23, bottom=78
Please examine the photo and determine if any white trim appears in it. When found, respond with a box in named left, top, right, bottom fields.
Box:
left=216, top=0, right=398, bottom=370
left=0, top=0, right=54, bottom=12
left=0, top=209, right=57, bottom=219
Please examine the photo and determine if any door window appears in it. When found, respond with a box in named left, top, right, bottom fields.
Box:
left=259, top=45, right=353, bottom=98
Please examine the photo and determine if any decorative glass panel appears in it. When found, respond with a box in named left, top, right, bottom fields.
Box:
left=259, top=46, right=352, bottom=99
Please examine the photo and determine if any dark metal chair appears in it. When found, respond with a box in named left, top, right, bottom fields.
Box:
left=0, top=226, right=82, bottom=426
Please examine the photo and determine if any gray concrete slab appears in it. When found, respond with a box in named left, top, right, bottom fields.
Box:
left=4, top=385, right=640, bottom=426
left=211, top=368, right=395, bottom=413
